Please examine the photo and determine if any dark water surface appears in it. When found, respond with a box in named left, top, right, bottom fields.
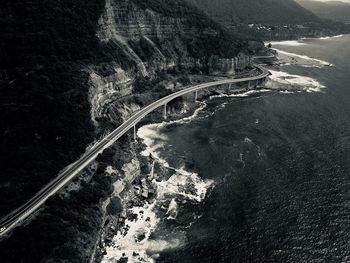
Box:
left=157, top=35, right=350, bottom=262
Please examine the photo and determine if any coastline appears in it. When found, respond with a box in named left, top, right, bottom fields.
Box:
left=95, top=35, right=341, bottom=262
left=268, top=34, right=345, bottom=45
left=96, top=72, right=272, bottom=262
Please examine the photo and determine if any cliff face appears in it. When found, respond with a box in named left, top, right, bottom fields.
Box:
left=95, top=0, right=251, bottom=75
left=208, top=55, right=253, bottom=75
left=98, top=0, right=192, bottom=40
left=88, top=0, right=257, bottom=128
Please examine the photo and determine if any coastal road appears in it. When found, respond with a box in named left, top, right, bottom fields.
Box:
left=0, top=64, right=270, bottom=237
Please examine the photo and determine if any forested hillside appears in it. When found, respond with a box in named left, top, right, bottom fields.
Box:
left=185, top=0, right=319, bottom=25
left=0, top=0, right=106, bottom=218
left=185, top=0, right=350, bottom=39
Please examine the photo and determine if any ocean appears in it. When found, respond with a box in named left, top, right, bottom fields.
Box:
left=103, top=34, right=350, bottom=262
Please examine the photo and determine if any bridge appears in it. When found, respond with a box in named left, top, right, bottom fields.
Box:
left=0, top=64, right=270, bottom=237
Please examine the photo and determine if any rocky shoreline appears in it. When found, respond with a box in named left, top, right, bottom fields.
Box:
left=90, top=67, right=269, bottom=263
left=91, top=42, right=336, bottom=261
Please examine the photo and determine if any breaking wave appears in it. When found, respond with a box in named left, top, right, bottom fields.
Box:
left=302, top=34, right=344, bottom=40
left=266, top=69, right=325, bottom=93
left=269, top=35, right=343, bottom=46
left=274, top=48, right=333, bottom=68
left=102, top=36, right=332, bottom=261
left=269, top=40, right=306, bottom=46
left=103, top=107, right=215, bottom=263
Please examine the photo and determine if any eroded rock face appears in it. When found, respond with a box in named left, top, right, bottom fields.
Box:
left=97, top=0, right=188, bottom=40
left=96, top=0, right=189, bottom=77
left=89, top=0, right=256, bottom=129
left=208, top=54, right=253, bottom=76
left=94, top=0, right=253, bottom=79
left=88, top=64, right=134, bottom=125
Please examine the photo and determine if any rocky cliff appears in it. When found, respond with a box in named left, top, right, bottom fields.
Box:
left=96, top=0, right=243, bottom=76
left=88, top=0, right=261, bottom=130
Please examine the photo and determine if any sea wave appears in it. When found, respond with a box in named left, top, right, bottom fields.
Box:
left=269, top=40, right=306, bottom=46
left=137, top=123, right=215, bottom=202
left=274, top=48, right=334, bottom=68
left=103, top=107, right=215, bottom=263
left=302, top=34, right=344, bottom=40
left=209, top=89, right=272, bottom=99
left=318, top=34, right=343, bottom=40
left=266, top=69, right=325, bottom=93
left=102, top=202, right=161, bottom=263
left=269, top=34, right=344, bottom=46
left=102, top=55, right=327, bottom=261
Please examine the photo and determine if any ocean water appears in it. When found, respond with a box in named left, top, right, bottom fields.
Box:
left=103, top=34, right=350, bottom=262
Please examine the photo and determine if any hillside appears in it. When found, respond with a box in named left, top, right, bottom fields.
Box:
left=185, top=0, right=350, bottom=39
left=296, top=0, right=350, bottom=24
left=185, top=0, right=320, bottom=25
left=0, top=0, right=264, bottom=262
left=0, top=0, right=255, bottom=218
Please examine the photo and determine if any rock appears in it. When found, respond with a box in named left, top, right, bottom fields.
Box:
left=106, top=197, right=122, bottom=215
left=136, top=232, right=146, bottom=242
left=141, top=189, right=149, bottom=199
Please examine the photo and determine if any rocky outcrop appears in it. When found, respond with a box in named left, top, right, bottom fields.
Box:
left=96, top=0, right=183, bottom=76
left=89, top=0, right=259, bottom=130
left=95, top=0, right=256, bottom=78
left=208, top=54, right=253, bottom=75
left=88, top=63, right=134, bottom=125
left=91, top=0, right=264, bottom=119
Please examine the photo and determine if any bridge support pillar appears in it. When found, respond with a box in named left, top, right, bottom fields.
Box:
left=133, top=125, right=137, bottom=142
left=248, top=80, right=251, bottom=89
left=163, top=103, right=167, bottom=120
left=229, top=83, right=232, bottom=91
left=194, top=90, right=198, bottom=103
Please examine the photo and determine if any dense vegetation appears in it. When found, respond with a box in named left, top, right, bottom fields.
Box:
left=185, top=0, right=319, bottom=25
left=0, top=159, right=114, bottom=262
left=0, top=0, right=113, bottom=218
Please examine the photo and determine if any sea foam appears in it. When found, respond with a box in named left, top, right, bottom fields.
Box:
left=269, top=40, right=306, bottom=46
left=274, top=48, right=334, bottom=68
left=302, top=34, right=343, bottom=40
left=267, top=69, right=325, bottom=93
left=102, top=42, right=330, bottom=261
left=103, top=107, right=215, bottom=263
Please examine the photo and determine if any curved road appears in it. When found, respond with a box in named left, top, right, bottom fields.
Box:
left=0, top=64, right=270, bottom=237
